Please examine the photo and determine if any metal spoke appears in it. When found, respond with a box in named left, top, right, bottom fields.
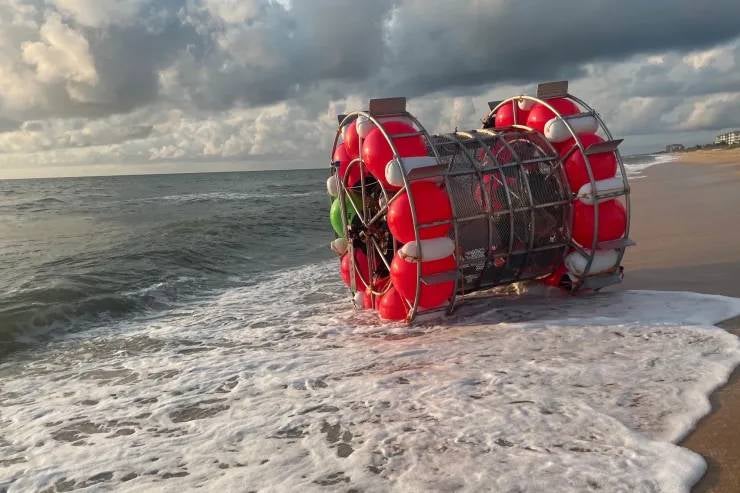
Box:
left=370, top=237, right=392, bottom=272
left=367, top=187, right=405, bottom=227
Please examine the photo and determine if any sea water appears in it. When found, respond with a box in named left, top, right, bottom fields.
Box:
left=1, top=160, right=738, bottom=492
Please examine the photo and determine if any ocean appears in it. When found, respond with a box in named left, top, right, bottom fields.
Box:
left=0, top=169, right=330, bottom=353
left=2, top=158, right=740, bottom=492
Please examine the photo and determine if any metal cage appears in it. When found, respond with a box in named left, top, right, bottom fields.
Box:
left=330, top=81, right=632, bottom=322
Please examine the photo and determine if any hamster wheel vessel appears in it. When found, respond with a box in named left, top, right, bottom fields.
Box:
left=327, top=81, right=632, bottom=322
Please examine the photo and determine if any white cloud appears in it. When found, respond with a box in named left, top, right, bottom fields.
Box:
left=676, top=93, right=740, bottom=131
left=683, top=46, right=735, bottom=72
left=21, top=13, right=98, bottom=87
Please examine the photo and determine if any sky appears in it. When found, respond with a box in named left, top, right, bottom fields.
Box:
left=1, top=0, right=740, bottom=179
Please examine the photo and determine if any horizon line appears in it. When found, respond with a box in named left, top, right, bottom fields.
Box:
left=0, top=165, right=328, bottom=182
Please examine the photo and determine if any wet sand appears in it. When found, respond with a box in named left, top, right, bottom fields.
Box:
left=621, top=157, right=740, bottom=297
left=620, top=158, right=740, bottom=492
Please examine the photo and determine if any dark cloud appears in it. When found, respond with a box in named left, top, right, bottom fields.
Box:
left=2, top=0, right=740, bottom=171
left=381, top=0, right=740, bottom=97
left=8, top=0, right=740, bottom=117
left=169, top=0, right=394, bottom=110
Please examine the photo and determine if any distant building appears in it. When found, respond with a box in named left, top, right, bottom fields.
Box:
left=665, top=144, right=685, bottom=152
left=714, top=130, right=740, bottom=145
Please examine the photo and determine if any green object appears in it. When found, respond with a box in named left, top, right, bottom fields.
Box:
left=330, top=193, right=361, bottom=236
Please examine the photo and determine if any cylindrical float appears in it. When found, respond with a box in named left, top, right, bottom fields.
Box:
left=329, top=81, right=632, bottom=322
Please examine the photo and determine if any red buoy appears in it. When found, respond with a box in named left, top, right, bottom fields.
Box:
left=340, top=249, right=370, bottom=290
left=387, top=181, right=452, bottom=244
left=494, top=101, right=528, bottom=128
left=334, top=144, right=361, bottom=187
left=558, top=133, right=618, bottom=192
left=363, top=277, right=390, bottom=309
left=362, top=289, right=374, bottom=309
left=572, top=200, right=626, bottom=247
left=343, top=121, right=360, bottom=159
left=526, top=98, right=579, bottom=134
left=391, top=254, right=456, bottom=309
left=378, top=286, right=409, bottom=321
left=361, top=121, right=426, bottom=190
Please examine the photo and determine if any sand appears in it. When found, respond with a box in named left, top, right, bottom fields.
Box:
left=620, top=156, right=740, bottom=492
left=674, top=147, right=740, bottom=168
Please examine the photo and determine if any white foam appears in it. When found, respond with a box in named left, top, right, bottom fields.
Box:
left=624, top=153, right=678, bottom=179
left=1, top=263, right=739, bottom=493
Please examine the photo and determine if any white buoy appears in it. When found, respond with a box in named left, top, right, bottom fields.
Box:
left=577, top=176, right=624, bottom=205
left=518, top=98, right=535, bottom=111
left=544, top=114, right=599, bottom=143
left=353, top=290, right=366, bottom=309
left=326, top=175, right=339, bottom=197
left=576, top=177, right=624, bottom=205
left=399, top=237, right=455, bottom=262
left=330, top=237, right=348, bottom=256
left=565, top=249, right=619, bottom=276
left=385, top=156, right=441, bottom=187
left=356, top=115, right=374, bottom=138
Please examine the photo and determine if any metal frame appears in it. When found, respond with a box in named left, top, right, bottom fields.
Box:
left=484, top=85, right=632, bottom=290
left=329, top=81, right=632, bottom=322
left=331, top=104, right=446, bottom=321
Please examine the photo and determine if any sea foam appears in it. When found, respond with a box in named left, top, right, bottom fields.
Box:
left=623, top=153, right=678, bottom=179
left=1, top=262, right=739, bottom=492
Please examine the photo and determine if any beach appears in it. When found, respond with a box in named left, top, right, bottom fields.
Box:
left=674, top=148, right=740, bottom=168
left=622, top=149, right=740, bottom=492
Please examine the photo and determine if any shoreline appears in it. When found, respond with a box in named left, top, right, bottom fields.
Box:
left=622, top=156, right=740, bottom=492
left=682, top=317, right=740, bottom=493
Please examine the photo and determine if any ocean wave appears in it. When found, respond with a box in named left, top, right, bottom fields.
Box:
left=3, top=196, right=68, bottom=212
left=623, top=153, right=678, bottom=178
left=0, top=277, right=190, bottom=352
left=1, top=262, right=739, bottom=492
left=131, top=190, right=323, bottom=205
left=0, top=241, right=241, bottom=349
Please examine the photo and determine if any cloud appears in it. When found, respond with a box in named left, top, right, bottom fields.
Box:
left=2, top=0, right=740, bottom=175
left=676, top=93, right=740, bottom=131
left=165, top=0, right=394, bottom=110
left=51, top=0, right=145, bottom=27
left=0, top=118, right=151, bottom=153
left=381, top=0, right=740, bottom=96
left=22, top=13, right=98, bottom=86
left=200, top=0, right=262, bottom=24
